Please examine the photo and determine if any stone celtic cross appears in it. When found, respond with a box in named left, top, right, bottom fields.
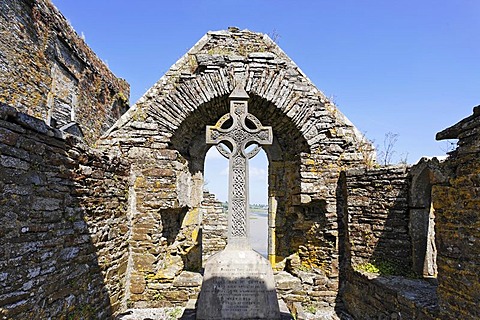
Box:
left=206, top=84, right=272, bottom=249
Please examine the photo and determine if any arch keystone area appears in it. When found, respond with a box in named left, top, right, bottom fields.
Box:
left=100, top=28, right=375, bottom=309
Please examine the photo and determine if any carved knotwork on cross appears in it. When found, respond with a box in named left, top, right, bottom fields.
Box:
left=206, top=84, right=272, bottom=248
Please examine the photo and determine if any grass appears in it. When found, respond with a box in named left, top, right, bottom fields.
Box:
left=355, top=260, right=416, bottom=277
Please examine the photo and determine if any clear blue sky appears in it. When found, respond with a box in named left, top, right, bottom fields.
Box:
left=53, top=0, right=480, bottom=204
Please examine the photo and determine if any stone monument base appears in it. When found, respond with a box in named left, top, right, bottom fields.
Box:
left=196, top=247, right=281, bottom=320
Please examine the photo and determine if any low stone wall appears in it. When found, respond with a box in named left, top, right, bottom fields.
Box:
left=200, top=191, right=227, bottom=263
left=434, top=106, right=480, bottom=319
left=343, top=270, right=437, bottom=319
left=274, top=253, right=340, bottom=311
left=0, top=103, right=130, bottom=318
left=340, top=165, right=441, bottom=319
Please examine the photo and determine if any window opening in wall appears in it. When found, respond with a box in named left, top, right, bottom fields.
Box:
left=204, top=146, right=269, bottom=258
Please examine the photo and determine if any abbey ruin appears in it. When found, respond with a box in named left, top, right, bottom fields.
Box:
left=1, top=1, right=479, bottom=319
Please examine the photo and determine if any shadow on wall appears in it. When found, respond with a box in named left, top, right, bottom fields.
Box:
left=343, top=160, right=445, bottom=278
left=159, top=206, right=203, bottom=272
left=160, top=207, right=189, bottom=246
left=335, top=172, right=349, bottom=316
left=0, top=104, right=130, bottom=318
left=196, top=275, right=285, bottom=320
left=342, top=167, right=413, bottom=276
left=337, top=164, right=442, bottom=319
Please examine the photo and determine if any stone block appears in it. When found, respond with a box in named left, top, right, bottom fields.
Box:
left=132, top=253, right=156, bottom=272
left=0, top=127, right=18, bottom=146
left=274, top=271, right=302, bottom=291
left=197, top=249, right=280, bottom=319
left=172, top=271, right=203, bottom=287
left=248, top=52, right=275, bottom=59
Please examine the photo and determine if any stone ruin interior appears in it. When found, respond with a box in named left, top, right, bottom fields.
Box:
left=1, top=1, right=479, bottom=319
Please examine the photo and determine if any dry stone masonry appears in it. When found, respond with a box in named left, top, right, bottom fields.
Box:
left=344, top=166, right=412, bottom=271
left=100, top=26, right=375, bottom=311
left=0, top=0, right=130, bottom=144
left=1, top=2, right=480, bottom=318
left=0, top=103, right=130, bottom=319
left=340, top=165, right=440, bottom=319
left=434, top=106, right=480, bottom=320
left=200, top=191, right=227, bottom=263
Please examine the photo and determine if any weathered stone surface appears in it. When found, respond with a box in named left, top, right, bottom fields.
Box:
left=97, top=27, right=375, bottom=309
left=433, top=106, right=480, bottom=320
left=275, top=271, right=303, bottom=291
left=132, top=253, right=156, bottom=272
left=248, top=52, right=276, bottom=59
left=0, top=0, right=130, bottom=144
left=344, top=165, right=412, bottom=269
left=130, top=274, right=147, bottom=294
left=297, top=271, right=316, bottom=285
left=197, top=249, right=280, bottom=320
left=172, top=271, right=203, bottom=287
left=0, top=104, right=130, bottom=319
left=201, top=191, right=227, bottom=263
left=155, top=254, right=184, bottom=280
left=7, top=6, right=478, bottom=319
left=343, top=270, right=438, bottom=320
left=408, top=158, right=446, bottom=278
left=196, top=54, right=226, bottom=67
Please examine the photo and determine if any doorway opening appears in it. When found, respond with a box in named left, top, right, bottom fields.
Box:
left=203, top=146, right=269, bottom=258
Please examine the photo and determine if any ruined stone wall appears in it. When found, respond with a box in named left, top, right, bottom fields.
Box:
left=342, top=270, right=438, bottom=319
left=200, top=191, right=227, bottom=263
left=0, top=0, right=130, bottom=144
left=341, top=159, right=443, bottom=280
left=110, top=128, right=203, bottom=308
left=344, top=166, right=411, bottom=270
left=434, top=106, right=480, bottom=320
left=0, top=103, right=130, bottom=318
left=100, top=28, right=375, bottom=309
left=340, top=165, right=440, bottom=319
left=409, top=158, right=444, bottom=278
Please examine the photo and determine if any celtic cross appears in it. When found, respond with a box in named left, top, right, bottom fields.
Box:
left=206, top=84, right=273, bottom=249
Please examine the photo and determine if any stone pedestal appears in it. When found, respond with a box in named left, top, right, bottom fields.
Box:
left=196, top=247, right=281, bottom=320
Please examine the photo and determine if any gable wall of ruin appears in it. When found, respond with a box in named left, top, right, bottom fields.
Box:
left=2, top=2, right=479, bottom=317
left=100, top=28, right=376, bottom=309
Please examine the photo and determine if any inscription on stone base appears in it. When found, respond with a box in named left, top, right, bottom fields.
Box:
left=196, top=249, right=280, bottom=320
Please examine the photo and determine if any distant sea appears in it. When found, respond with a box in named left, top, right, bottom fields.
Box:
left=249, top=208, right=268, bottom=258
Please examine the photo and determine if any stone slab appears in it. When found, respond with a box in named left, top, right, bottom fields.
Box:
left=196, top=248, right=281, bottom=319
left=172, top=271, right=203, bottom=287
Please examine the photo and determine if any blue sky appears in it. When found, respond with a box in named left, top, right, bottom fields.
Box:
left=52, top=0, right=480, bottom=204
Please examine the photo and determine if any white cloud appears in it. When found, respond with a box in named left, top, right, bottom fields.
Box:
left=206, top=148, right=223, bottom=160
left=249, top=166, right=267, bottom=181
left=220, top=166, right=229, bottom=176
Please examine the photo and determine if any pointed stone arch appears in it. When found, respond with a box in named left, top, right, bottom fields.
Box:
left=100, top=28, right=375, bottom=309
